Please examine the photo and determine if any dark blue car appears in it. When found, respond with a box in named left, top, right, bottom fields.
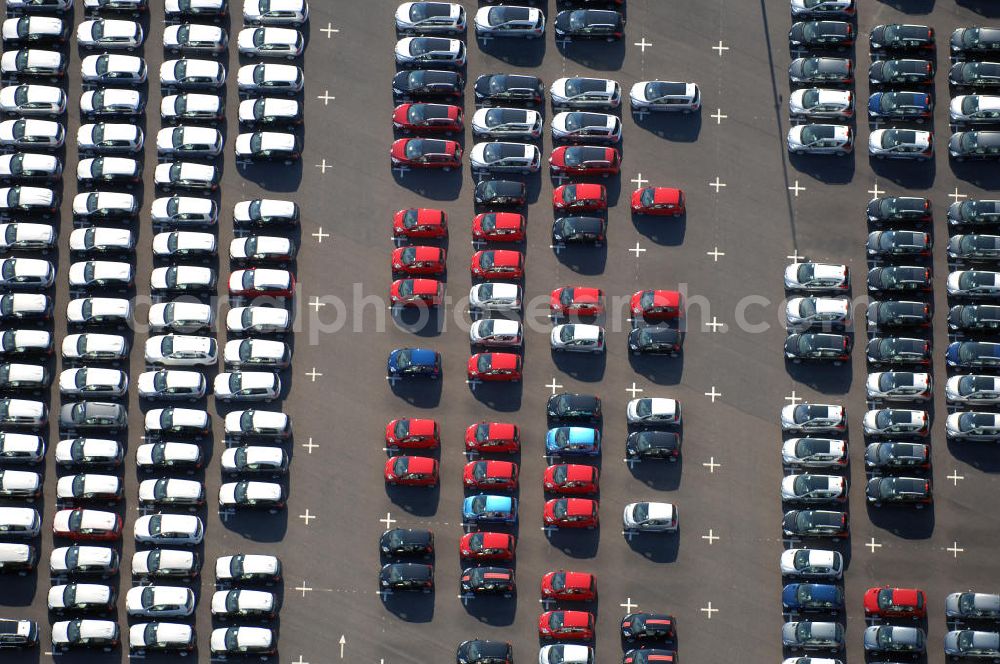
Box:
left=387, top=347, right=441, bottom=379
left=783, top=583, right=844, bottom=613
left=947, top=341, right=1000, bottom=369
left=868, top=91, right=933, bottom=122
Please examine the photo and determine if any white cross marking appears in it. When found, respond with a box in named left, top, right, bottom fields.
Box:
left=549, top=243, right=565, bottom=255
left=704, top=386, right=722, bottom=403
left=632, top=108, right=650, bottom=121
left=949, top=187, right=968, bottom=204
left=294, top=582, right=313, bottom=597
left=703, top=457, right=721, bottom=473
left=392, top=165, right=411, bottom=178
left=546, top=378, right=563, bottom=395
left=622, top=529, right=638, bottom=541
left=626, top=382, right=644, bottom=398
left=702, top=529, right=719, bottom=545
left=620, top=597, right=639, bottom=612
left=466, top=379, right=482, bottom=391
left=701, top=602, right=719, bottom=618
left=309, top=297, right=325, bottom=312
left=386, top=375, right=401, bottom=386
left=315, top=159, right=331, bottom=174
left=707, top=247, right=725, bottom=261
left=540, top=526, right=559, bottom=535
left=712, top=41, right=729, bottom=56
left=629, top=242, right=647, bottom=257
left=631, top=173, right=649, bottom=189
left=634, top=38, right=653, bottom=52
left=381, top=512, right=396, bottom=529
left=711, top=109, right=727, bottom=124
left=788, top=180, right=806, bottom=197
left=551, top=172, right=569, bottom=185
left=299, top=509, right=316, bottom=525
left=947, top=470, right=965, bottom=486
left=709, top=176, right=726, bottom=192
left=706, top=317, right=724, bottom=332
left=302, top=438, right=318, bottom=454
left=555, top=37, right=573, bottom=49
left=321, top=23, right=339, bottom=38
left=312, top=227, right=330, bottom=243
left=317, top=90, right=336, bottom=105
left=785, top=391, right=802, bottom=405
left=947, top=542, right=965, bottom=558
left=868, top=181, right=885, bottom=198
left=866, top=537, right=882, bottom=553
left=786, top=249, right=805, bottom=262
left=305, top=368, right=323, bottom=382
left=293, top=657, right=309, bottom=664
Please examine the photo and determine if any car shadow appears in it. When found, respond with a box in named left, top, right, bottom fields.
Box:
left=461, top=593, right=517, bottom=625
left=626, top=457, right=682, bottom=491
left=628, top=353, right=684, bottom=386
left=219, top=507, right=289, bottom=542
left=788, top=152, right=856, bottom=185
left=551, top=350, right=606, bottom=382
left=785, top=361, right=853, bottom=395
left=544, top=528, right=600, bottom=559
left=874, top=0, right=934, bottom=12
left=869, top=157, right=936, bottom=189
left=393, top=168, right=464, bottom=201
left=392, top=305, right=446, bottom=337
left=632, top=111, right=701, bottom=143
left=555, top=37, right=626, bottom=71
left=949, top=161, right=1000, bottom=190
left=624, top=530, right=680, bottom=563
left=946, top=438, right=1000, bottom=473
left=632, top=213, right=686, bottom=246
left=470, top=382, right=523, bottom=412
left=476, top=36, right=546, bottom=67
left=865, top=502, right=934, bottom=539
left=390, top=378, right=443, bottom=408
left=236, top=157, right=304, bottom=193
left=380, top=591, right=435, bottom=623
left=554, top=244, right=608, bottom=275
left=385, top=484, right=440, bottom=517
left=955, top=0, right=999, bottom=14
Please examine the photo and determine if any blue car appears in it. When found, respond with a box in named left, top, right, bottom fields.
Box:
left=387, top=347, right=441, bottom=379
left=545, top=427, right=601, bottom=456
left=462, top=495, right=517, bottom=525
left=868, top=91, right=933, bottom=122
left=783, top=583, right=844, bottom=613
left=947, top=341, right=1000, bottom=369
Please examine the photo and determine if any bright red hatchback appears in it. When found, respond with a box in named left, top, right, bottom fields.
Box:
left=549, top=146, right=620, bottom=177
left=553, top=183, right=607, bottom=212
left=538, top=610, right=595, bottom=640
left=863, top=586, right=927, bottom=619
left=543, top=498, right=598, bottom=529
left=392, top=245, right=446, bottom=276
left=385, top=418, right=440, bottom=450
left=467, top=352, right=522, bottom=382
left=390, top=278, right=444, bottom=306
left=465, top=422, right=520, bottom=453
left=472, top=213, right=526, bottom=242
left=471, top=250, right=524, bottom=280
left=543, top=464, right=599, bottom=494
left=463, top=460, right=519, bottom=490
left=383, top=455, right=439, bottom=487
left=630, top=289, right=683, bottom=320
left=393, top=208, right=448, bottom=239
left=392, top=103, right=463, bottom=135
left=390, top=138, right=462, bottom=170
left=541, top=570, right=597, bottom=601
left=459, top=531, right=516, bottom=561
left=631, top=186, right=686, bottom=217
left=550, top=287, right=604, bottom=316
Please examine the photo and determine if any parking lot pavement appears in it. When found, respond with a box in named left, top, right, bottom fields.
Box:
left=4, top=0, right=1000, bottom=663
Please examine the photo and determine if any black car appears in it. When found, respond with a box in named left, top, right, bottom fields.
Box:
left=628, top=325, right=683, bottom=356
left=620, top=613, right=676, bottom=641
left=551, top=216, right=606, bottom=245
left=379, top=562, right=433, bottom=593
left=456, top=640, right=513, bottom=664
left=622, top=649, right=677, bottom=664
left=380, top=528, right=434, bottom=557
left=950, top=199, right=1000, bottom=226
left=949, top=234, right=1000, bottom=261
left=782, top=509, right=849, bottom=538
left=546, top=392, right=602, bottom=422
left=949, top=304, right=1000, bottom=331
left=867, top=196, right=932, bottom=224
left=554, top=9, right=625, bottom=41
left=460, top=566, right=514, bottom=595
left=625, top=431, right=680, bottom=461
left=870, top=24, right=935, bottom=51
left=59, top=402, right=126, bottom=433
left=789, top=21, right=854, bottom=49
left=949, top=62, right=1000, bottom=89
left=950, top=131, right=1000, bottom=161
left=952, top=27, right=1000, bottom=55
left=866, top=476, right=932, bottom=506
left=784, top=333, right=852, bottom=364
left=866, top=230, right=932, bottom=258
left=392, top=69, right=464, bottom=100
left=474, top=179, right=526, bottom=207
left=868, top=59, right=934, bottom=86
left=865, top=337, right=931, bottom=367
left=788, top=57, right=853, bottom=85
left=864, top=442, right=930, bottom=470
left=866, top=301, right=931, bottom=329
left=474, top=74, right=544, bottom=106
left=867, top=266, right=932, bottom=293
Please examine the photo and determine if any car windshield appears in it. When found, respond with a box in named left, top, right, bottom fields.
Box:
left=470, top=495, right=487, bottom=512
left=877, top=628, right=895, bottom=648
left=793, top=550, right=812, bottom=569
left=883, top=130, right=917, bottom=147
left=225, top=629, right=240, bottom=650
left=477, top=354, right=491, bottom=372
left=633, top=503, right=649, bottom=521
left=483, top=144, right=507, bottom=161
left=877, top=410, right=904, bottom=428
left=559, top=326, right=576, bottom=342
left=801, top=125, right=836, bottom=143
left=150, top=444, right=166, bottom=464
left=479, top=252, right=494, bottom=269
left=407, top=105, right=428, bottom=124
left=798, top=298, right=817, bottom=317
left=960, top=344, right=988, bottom=362
left=568, top=11, right=588, bottom=30
left=68, top=510, right=83, bottom=531
left=795, top=622, right=812, bottom=640
left=67, top=620, right=81, bottom=642
left=961, top=272, right=994, bottom=289
left=553, top=500, right=568, bottom=518
left=794, top=475, right=824, bottom=495
left=635, top=399, right=653, bottom=417
left=549, top=613, right=564, bottom=629
left=234, top=482, right=248, bottom=503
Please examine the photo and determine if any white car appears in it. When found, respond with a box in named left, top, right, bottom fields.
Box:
left=51, top=620, right=119, bottom=650
left=0, top=432, right=44, bottom=464
left=150, top=265, right=216, bottom=292
left=67, top=260, right=133, bottom=288
left=550, top=324, right=605, bottom=353
left=537, top=646, right=593, bottom=664
left=131, top=549, right=198, bottom=580
left=0, top=152, right=62, bottom=182
left=0, top=329, right=52, bottom=356
left=214, top=371, right=281, bottom=402
left=50, top=545, right=117, bottom=576
left=0, top=398, right=45, bottom=428
left=148, top=302, right=213, bottom=333
left=238, top=97, right=301, bottom=125
left=48, top=584, right=115, bottom=613
left=66, top=297, right=130, bottom=326
left=76, top=156, right=140, bottom=186
left=165, top=0, right=227, bottom=17
left=135, top=442, right=202, bottom=471
left=163, top=23, right=228, bottom=54
left=61, top=334, right=128, bottom=362
left=237, top=63, right=303, bottom=95
left=0, top=84, right=66, bottom=116
left=780, top=473, right=846, bottom=503
left=951, top=95, right=1000, bottom=124
left=160, top=58, right=225, bottom=89
left=469, top=319, right=522, bottom=347
left=160, top=93, right=224, bottom=121
left=780, top=548, right=844, bottom=579
left=0, top=294, right=51, bottom=320
left=470, top=141, right=540, bottom=173
left=629, top=80, right=701, bottom=113
left=72, top=192, right=136, bottom=219
left=8, top=0, right=73, bottom=10
left=0, top=119, right=64, bottom=148
left=144, top=334, right=218, bottom=367
left=218, top=481, right=285, bottom=508
left=948, top=270, right=1000, bottom=297
left=0, top=362, right=47, bottom=391
left=789, top=88, right=854, bottom=118
left=394, top=36, right=466, bottom=68
left=626, top=398, right=681, bottom=426
left=862, top=408, right=929, bottom=437
left=138, top=478, right=204, bottom=506
left=53, top=438, right=120, bottom=468
left=55, top=474, right=121, bottom=502
left=211, top=589, right=277, bottom=619
left=144, top=408, right=209, bottom=436
left=80, top=54, right=147, bottom=85
left=210, top=626, right=276, bottom=657
left=469, top=283, right=522, bottom=311
left=238, top=27, right=303, bottom=58
left=58, top=368, right=128, bottom=397
left=0, top=222, right=55, bottom=251
left=151, top=231, right=217, bottom=258
left=946, top=411, right=1000, bottom=441
left=784, top=262, right=850, bottom=292
left=220, top=446, right=287, bottom=474
left=226, top=306, right=290, bottom=334
left=82, top=0, right=148, bottom=12
left=76, top=19, right=143, bottom=51
left=0, top=469, right=41, bottom=498
left=234, top=198, right=299, bottom=226
left=551, top=111, right=621, bottom=143
left=154, top=161, right=218, bottom=190
left=1, top=17, right=66, bottom=44
left=781, top=404, right=847, bottom=433
left=224, top=339, right=290, bottom=369
left=223, top=409, right=290, bottom=440
left=77, top=122, right=143, bottom=153
left=787, top=123, right=853, bottom=155
left=866, top=371, right=932, bottom=401
left=229, top=235, right=295, bottom=262
left=156, top=126, right=223, bottom=157
left=0, top=258, right=54, bottom=288
left=235, top=131, right=299, bottom=161
left=134, top=514, right=204, bottom=545
left=0, top=49, right=66, bottom=78
left=550, top=76, right=621, bottom=108
left=790, top=0, right=855, bottom=16
left=785, top=296, right=851, bottom=330
left=151, top=195, right=218, bottom=226
left=869, top=128, right=933, bottom=161
left=0, top=185, right=57, bottom=213
left=474, top=5, right=544, bottom=38
left=622, top=501, right=678, bottom=532
left=215, top=553, right=282, bottom=583
left=394, top=1, right=462, bottom=34
left=68, top=228, right=134, bottom=254
left=229, top=268, right=294, bottom=296
left=470, top=107, right=542, bottom=140
left=946, top=374, right=1000, bottom=404
left=129, top=622, right=195, bottom=652
left=126, top=585, right=195, bottom=618
left=245, top=0, right=309, bottom=25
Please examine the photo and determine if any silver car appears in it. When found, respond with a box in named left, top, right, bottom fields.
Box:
left=474, top=5, right=544, bottom=39
left=394, top=37, right=466, bottom=69
left=781, top=404, right=847, bottom=433
left=151, top=196, right=218, bottom=226
left=789, top=88, right=854, bottom=118
left=780, top=474, right=846, bottom=503
left=862, top=408, right=928, bottom=437
left=785, top=297, right=851, bottom=330
left=0, top=119, right=64, bottom=149
left=787, top=124, right=853, bottom=155
left=236, top=64, right=303, bottom=95
left=245, top=0, right=310, bottom=26
left=161, top=93, right=224, bottom=122
left=470, top=107, right=542, bottom=140
left=237, top=27, right=303, bottom=59
left=946, top=411, right=1000, bottom=441
left=0, top=84, right=66, bottom=117
left=551, top=111, right=621, bottom=143
left=469, top=282, right=521, bottom=311
left=866, top=371, right=932, bottom=401
left=946, top=374, right=1000, bottom=404
left=469, top=319, right=522, bottom=347
left=59, top=368, right=128, bottom=398
left=780, top=548, right=844, bottom=579
left=868, top=128, right=932, bottom=161
left=622, top=501, right=677, bottom=532
left=944, top=630, right=1000, bottom=660
left=550, top=324, right=605, bottom=353
left=163, top=23, right=228, bottom=54
left=628, top=80, right=701, bottom=113
left=395, top=2, right=465, bottom=35
left=79, top=89, right=144, bottom=118
left=80, top=54, right=147, bottom=85
left=946, top=593, right=1000, bottom=620
left=76, top=19, right=143, bottom=51
left=550, top=76, right=621, bottom=109
left=134, top=514, right=204, bottom=545
left=125, top=585, right=195, bottom=618
left=469, top=141, right=541, bottom=173
left=951, top=95, right=1000, bottom=124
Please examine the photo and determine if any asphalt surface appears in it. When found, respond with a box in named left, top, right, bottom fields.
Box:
left=4, top=0, right=1000, bottom=663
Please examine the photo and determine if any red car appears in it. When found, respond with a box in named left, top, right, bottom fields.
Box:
left=538, top=610, right=595, bottom=641
left=549, top=146, right=620, bottom=177
left=550, top=287, right=604, bottom=316
left=459, top=531, right=515, bottom=561
left=52, top=508, right=121, bottom=541
left=863, top=586, right=927, bottom=619
left=465, top=422, right=520, bottom=453
left=393, top=208, right=448, bottom=239
left=392, top=103, right=463, bottom=135
left=390, top=278, right=444, bottom=306
left=464, top=460, right=519, bottom=490
left=228, top=268, right=295, bottom=297
left=631, top=289, right=683, bottom=320
left=470, top=250, right=524, bottom=280
left=383, top=455, right=439, bottom=487
left=543, top=464, right=599, bottom=494
left=467, top=352, right=522, bottom=382
left=392, top=245, right=446, bottom=276
left=472, top=212, right=526, bottom=242
left=541, top=570, right=597, bottom=601
left=390, top=138, right=462, bottom=171
left=543, top=498, right=598, bottom=529
left=631, top=186, right=686, bottom=217
left=385, top=418, right=440, bottom=450
left=553, top=183, right=607, bottom=212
